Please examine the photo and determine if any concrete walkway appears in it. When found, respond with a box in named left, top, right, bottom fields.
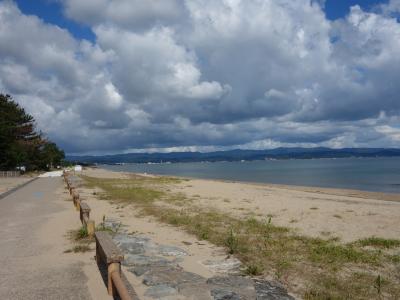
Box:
left=0, top=177, right=91, bottom=299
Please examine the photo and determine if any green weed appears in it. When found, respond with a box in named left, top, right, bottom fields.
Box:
left=357, top=237, right=400, bottom=249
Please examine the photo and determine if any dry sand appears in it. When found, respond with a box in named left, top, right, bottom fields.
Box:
left=76, top=167, right=400, bottom=298
left=171, top=178, right=400, bottom=243
left=86, top=167, right=400, bottom=243
left=0, top=177, right=32, bottom=194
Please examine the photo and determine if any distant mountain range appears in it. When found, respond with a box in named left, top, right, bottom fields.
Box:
left=67, top=147, right=400, bottom=164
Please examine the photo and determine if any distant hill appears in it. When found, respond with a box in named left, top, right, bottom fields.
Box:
left=66, top=147, right=400, bottom=164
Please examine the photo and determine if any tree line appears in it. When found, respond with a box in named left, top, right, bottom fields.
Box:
left=0, top=94, right=65, bottom=171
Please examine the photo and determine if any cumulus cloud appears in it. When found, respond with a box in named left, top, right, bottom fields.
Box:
left=1, top=0, right=400, bottom=154
left=63, top=0, right=186, bottom=30
left=379, top=0, right=400, bottom=15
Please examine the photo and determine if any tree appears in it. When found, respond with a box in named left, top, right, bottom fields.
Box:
left=40, top=142, right=65, bottom=169
left=0, top=94, right=64, bottom=171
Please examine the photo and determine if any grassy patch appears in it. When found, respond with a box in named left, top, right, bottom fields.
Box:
left=357, top=237, right=400, bottom=249
left=82, top=175, right=400, bottom=299
left=82, top=175, right=187, bottom=205
left=96, top=224, right=116, bottom=233
left=65, top=226, right=93, bottom=254
left=244, top=263, right=264, bottom=276
left=68, top=226, right=92, bottom=242
left=76, top=226, right=88, bottom=239
left=71, top=245, right=91, bottom=253
left=225, top=228, right=239, bottom=254
left=309, top=242, right=378, bottom=265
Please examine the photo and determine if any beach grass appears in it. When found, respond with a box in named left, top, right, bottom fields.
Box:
left=357, top=237, right=400, bottom=249
left=65, top=226, right=94, bottom=254
left=82, top=175, right=400, bottom=299
left=70, top=245, right=91, bottom=253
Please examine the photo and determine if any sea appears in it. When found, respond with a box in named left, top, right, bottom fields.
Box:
left=101, top=157, right=400, bottom=194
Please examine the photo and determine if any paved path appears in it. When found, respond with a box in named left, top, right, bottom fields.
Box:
left=0, top=177, right=90, bottom=299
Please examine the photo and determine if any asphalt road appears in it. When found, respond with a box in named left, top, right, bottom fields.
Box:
left=0, top=177, right=90, bottom=299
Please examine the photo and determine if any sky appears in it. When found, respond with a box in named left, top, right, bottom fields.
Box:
left=1, top=0, right=400, bottom=155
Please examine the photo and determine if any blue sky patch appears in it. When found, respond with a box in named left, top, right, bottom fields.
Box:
left=14, top=0, right=95, bottom=41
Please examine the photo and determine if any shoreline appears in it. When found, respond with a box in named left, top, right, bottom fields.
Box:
left=85, top=167, right=400, bottom=242
left=80, top=167, right=400, bottom=298
left=97, top=166, right=400, bottom=202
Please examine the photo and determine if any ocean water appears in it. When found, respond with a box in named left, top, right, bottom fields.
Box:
left=101, top=157, right=400, bottom=194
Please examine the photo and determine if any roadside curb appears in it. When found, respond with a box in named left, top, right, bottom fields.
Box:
left=0, top=177, right=39, bottom=200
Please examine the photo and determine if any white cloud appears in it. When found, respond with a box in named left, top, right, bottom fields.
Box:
left=376, top=125, right=400, bottom=142
left=379, top=0, right=400, bottom=15
left=62, top=0, right=185, bottom=30
left=1, top=0, right=400, bottom=153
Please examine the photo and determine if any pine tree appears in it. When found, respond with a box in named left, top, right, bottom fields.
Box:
left=0, top=94, right=64, bottom=170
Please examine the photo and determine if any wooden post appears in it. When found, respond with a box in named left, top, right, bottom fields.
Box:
left=72, top=191, right=79, bottom=208
left=80, top=202, right=90, bottom=223
left=95, top=242, right=101, bottom=264
left=108, top=262, right=120, bottom=296
left=76, top=198, right=81, bottom=211
left=94, top=232, right=130, bottom=299
left=111, top=271, right=132, bottom=300
left=87, top=220, right=95, bottom=237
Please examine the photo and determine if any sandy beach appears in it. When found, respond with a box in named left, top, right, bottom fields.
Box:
left=170, top=177, right=400, bottom=243
left=84, top=167, right=400, bottom=243
left=75, top=167, right=400, bottom=299
left=77, top=168, right=236, bottom=299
